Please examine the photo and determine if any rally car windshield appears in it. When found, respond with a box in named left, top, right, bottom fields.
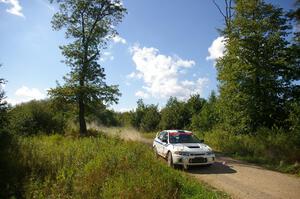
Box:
left=169, top=133, right=201, bottom=143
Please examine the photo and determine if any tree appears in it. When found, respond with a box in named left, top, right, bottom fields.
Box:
left=215, top=0, right=298, bottom=134
left=186, top=94, right=206, bottom=116
left=9, top=100, right=66, bottom=136
left=159, top=97, right=189, bottom=130
left=130, top=99, right=160, bottom=132
left=0, top=65, right=7, bottom=128
left=130, top=99, right=146, bottom=129
left=191, top=91, right=219, bottom=132
left=140, top=104, right=160, bottom=132
left=48, top=0, right=126, bottom=135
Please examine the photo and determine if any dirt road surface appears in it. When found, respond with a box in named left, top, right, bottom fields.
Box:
left=100, top=127, right=300, bottom=199
left=189, top=156, right=300, bottom=199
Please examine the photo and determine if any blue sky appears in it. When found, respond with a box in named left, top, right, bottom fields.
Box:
left=0, top=0, right=295, bottom=111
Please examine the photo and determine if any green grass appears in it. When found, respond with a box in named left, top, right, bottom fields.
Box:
left=9, top=133, right=229, bottom=198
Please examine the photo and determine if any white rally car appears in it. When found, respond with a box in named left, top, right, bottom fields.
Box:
left=153, top=130, right=215, bottom=169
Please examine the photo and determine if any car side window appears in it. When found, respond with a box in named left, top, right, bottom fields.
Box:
left=162, top=133, right=168, bottom=142
left=158, top=131, right=166, bottom=140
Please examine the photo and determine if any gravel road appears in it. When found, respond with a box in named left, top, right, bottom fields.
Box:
left=189, top=155, right=300, bottom=199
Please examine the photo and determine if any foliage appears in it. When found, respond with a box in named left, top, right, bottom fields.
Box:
left=48, top=0, right=126, bottom=135
left=130, top=99, right=160, bottom=132
left=117, top=111, right=133, bottom=127
left=6, top=134, right=228, bottom=198
left=159, top=97, right=190, bottom=130
left=191, top=92, right=219, bottom=132
left=216, top=0, right=299, bottom=134
left=87, top=105, right=121, bottom=127
left=8, top=100, right=66, bottom=136
left=0, top=65, right=8, bottom=128
left=186, top=94, right=206, bottom=116
left=140, top=105, right=161, bottom=132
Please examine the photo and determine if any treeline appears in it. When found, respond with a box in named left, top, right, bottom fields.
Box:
left=118, top=93, right=218, bottom=133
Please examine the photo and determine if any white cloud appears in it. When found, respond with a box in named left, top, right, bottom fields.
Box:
left=135, top=90, right=149, bottom=99
left=5, top=86, right=46, bottom=105
left=0, top=0, right=24, bottom=17
left=206, top=36, right=225, bottom=61
left=112, top=35, right=127, bottom=44
left=15, top=86, right=45, bottom=99
left=129, top=44, right=209, bottom=100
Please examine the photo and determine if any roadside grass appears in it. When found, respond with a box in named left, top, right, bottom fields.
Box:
left=196, top=129, right=300, bottom=176
left=12, top=134, right=230, bottom=198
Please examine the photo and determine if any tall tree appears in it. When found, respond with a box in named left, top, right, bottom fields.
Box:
left=48, top=0, right=126, bottom=135
left=215, top=0, right=298, bottom=134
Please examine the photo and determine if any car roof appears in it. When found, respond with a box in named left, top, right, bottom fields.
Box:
left=163, top=130, right=192, bottom=134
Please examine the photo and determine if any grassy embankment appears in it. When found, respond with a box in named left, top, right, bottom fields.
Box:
left=5, top=133, right=229, bottom=198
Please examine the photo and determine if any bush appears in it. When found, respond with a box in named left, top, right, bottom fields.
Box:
left=8, top=100, right=66, bottom=135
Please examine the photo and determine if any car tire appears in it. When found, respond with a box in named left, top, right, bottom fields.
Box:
left=153, top=147, right=159, bottom=158
left=167, top=152, right=174, bottom=168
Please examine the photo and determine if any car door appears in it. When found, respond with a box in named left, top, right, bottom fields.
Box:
left=156, top=131, right=166, bottom=155
left=161, top=132, right=169, bottom=157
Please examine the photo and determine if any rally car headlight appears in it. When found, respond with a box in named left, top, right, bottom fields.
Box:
left=174, top=151, right=190, bottom=156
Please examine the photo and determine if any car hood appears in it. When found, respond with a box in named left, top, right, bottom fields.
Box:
left=172, top=143, right=212, bottom=153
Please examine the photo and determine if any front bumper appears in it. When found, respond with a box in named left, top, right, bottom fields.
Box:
left=172, top=154, right=215, bottom=165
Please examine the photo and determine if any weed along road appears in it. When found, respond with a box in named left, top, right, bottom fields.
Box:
left=102, top=128, right=300, bottom=199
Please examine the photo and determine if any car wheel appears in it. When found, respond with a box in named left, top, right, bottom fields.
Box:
left=153, top=147, right=159, bottom=158
left=167, top=152, right=174, bottom=168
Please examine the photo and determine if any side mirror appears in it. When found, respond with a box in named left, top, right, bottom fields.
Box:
left=199, top=139, right=204, bottom=143
left=162, top=138, right=168, bottom=143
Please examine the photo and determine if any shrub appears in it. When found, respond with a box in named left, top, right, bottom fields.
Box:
left=8, top=100, right=66, bottom=135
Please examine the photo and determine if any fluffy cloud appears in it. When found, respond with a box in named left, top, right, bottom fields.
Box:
left=129, top=45, right=209, bottom=100
left=5, top=86, right=46, bottom=105
left=206, top=36, right=225, bottom=61
left=0, top=0, right=24, bottom=17
left=112, top=35, right=127, bottom=44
